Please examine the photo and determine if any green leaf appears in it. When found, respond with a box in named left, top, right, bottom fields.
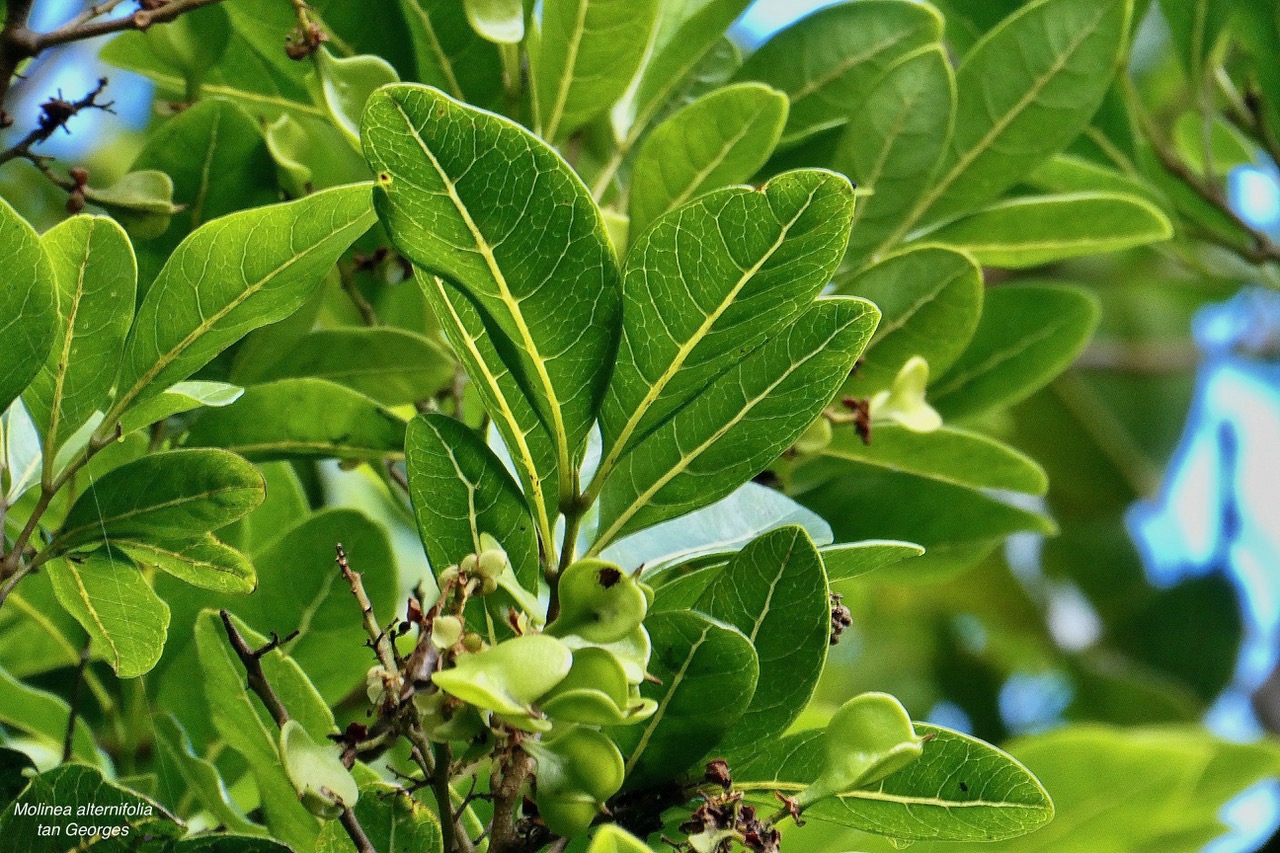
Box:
left=534, top=0, right=660, bottom=141
left=694, top=526, right=829, bottom=758
left=1159, top=0, right=1231, bottom=86
left=734, top=0, right=942, bottom=148
left=255, top=327, right=453, bottom=406
left=611, top=610, right=757, bottom=789
left=316, top=784, right=444, bottom=853
left=415, top=273, right=560, bottom=549
left=903, top=0, right=1133, bottom=235
left=918, top=725, right=1280, bottom=851
left=363, top=84, right=622, bottom=501
left=183, top=378, right=408, bottom=461
left=802, top=468, right=1055, bottom=580
left=736, top=724, right=1052, bottom=842
left=46, top=549, right=171, bottom=678
left=624, top=0, right=753, bottom=139
left=926, top=192, right=1173, bottom=268
left=628, top=82, right=789, bottom=238
left=57, top=448, right=264, bottom=550
left=112, top=183, right=376, bottom=421
left=837, top=246, right=984, bottom=396
left=0, top=765, right=180, bottom=846
left=602, top=482, right=831, bottom=574
left=213, top=508, right=398, bottom=704
left=0, top=666, right=97, bottom=763
left=0, top=747, right=35, bottom=808
left=796, top=693, right=926, bottom=808
left=118, top=380, right=244, bottom=435
left=931, top=284, right=1100, bottom=420
left=0, top=196, right=56, bottom=416
left=398, top=0, right=504, bottom=108
left=817, top=425, right=1049, bottom=494
left=316, top=48, right=401, bottom=147
left=588, top=825, right=656, bottom=853
left=217, top=461, right=308, bottom=555
left=23, top=216, right=136, bottom=461
left=84, top=170, right=184, bottom=240
left=601, top=170, right=856, bottom=464
left=194, top=610, right=329, bottom=851
left=820, top=540, right=924, bottom=583
left=405, top=413, right=540, bottom=591
left=153, top=712, right=261, bottom=835
left=596, top=297, right=878, bottom=548
left=464, top=0, right=524, bottom=43
left=117, top=534, right=256, bottom=594
left=837, top=44, right=955, bottom=264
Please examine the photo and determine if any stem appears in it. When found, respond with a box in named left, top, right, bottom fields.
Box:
left=218, top=610, right=295, bottom=728
left=339, top=807, right=377, bottom=853
left=336, top=544, right=400, bottom=673
left=432, top=742, right=458, bottom=853
left=61, top=643, right=90, bottom=763
left=488, top=745, right=534, bottom=853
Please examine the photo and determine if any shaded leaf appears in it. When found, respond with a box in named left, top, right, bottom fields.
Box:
left=315, top=784, right=444, bottom=852
left=0, top=196, right=56, bottom=416
left=612, top=610, right=757, bottom=788
left=117, top=534, right=256, bottom=594
left=183, top=378, right=408, bottom=461
left=0, top=666, right=97, bottom=763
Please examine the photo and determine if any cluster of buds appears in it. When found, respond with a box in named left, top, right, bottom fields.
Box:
left=670, top=761, right=781, bottom=853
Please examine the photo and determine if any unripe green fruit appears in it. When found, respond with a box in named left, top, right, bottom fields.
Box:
left=462, top=633, right=485, bottom=653
left=477, top=548, right=508, bottom=579
left=432, top=615, right=464, bottom=649
left=460, top=553, right=480, bottom=574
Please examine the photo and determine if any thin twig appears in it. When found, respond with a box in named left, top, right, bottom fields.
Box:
left=339, top=806, right=377, bottom=853
left=489, top=744, right=534, bottom=853
left=218, top=610, right=295, bottom=729
left=34, top=0, right=231, bottom=51
left=336, top=543, right=399, bottom=674
left=0, top=77, right=114, bottom=167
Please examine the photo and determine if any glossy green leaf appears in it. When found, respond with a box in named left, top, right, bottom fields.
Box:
left=153, top=712, right=260, bottom=835
left=364, top=84, right=622, bottom=499
left=183, top=378, right=408, bottom=461
left=316, top=784, right=444, bottom=853
left=534, top=0, right=660, bottom=141
left=46, top=549, right=171, bottom=678
left=837, top=246, right=984, bottom=396
left=820, top=540, right=925, bottom=582
left=255, top=327, right=453, bottom=406
left=926, top=192, right=1173, bottom=268
left=611, top=610, right=757, bottom=789
left=596, top=297, right=878, bottom=548
left=602, top=170, right=855, bottom=461
left=0, top=666, right=97, bottom=763
left=818, top=425, right=1049, bottom=494
left=735, top=0, right=942, bottom=148
left=909, top=0, right=1133, bottom=231
left=0, top=765, right=179, bottom=846
left=117, top=534, right=256, bottom=594
left=909, top=725, right=1280, bottom=852
left=694, top=526, right=829, bottom=758
left=112, top=183, right=376, bottom=421
left=629, top=82, right=788, bottom=238
left=417, top=273, right=561, bottom=553
left=83, top=170, right=183, bottom=239
left=736, top=723, right=1052, bottom=841
left=405, top=413, right=540, bottom=590
left=57, top=448, right=264, bottom=550
left=465, top=0, right=523, bottom=43
left=118, top=380, right=244, bottom=435
left=0, top=196, right=56, bottom=416
left=838, top=44, right=955, bottom=264
left=399, top=0, right=504, bottom=107
left=23, top=216, right=135, bottom=462
left=194, top=609, right=330, bottom=850
left=931, top=284, right=1100, bottom=420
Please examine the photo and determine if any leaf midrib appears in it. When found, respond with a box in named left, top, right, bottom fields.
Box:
left=542, top=0, right=592, bottom=141
left=662, top=98, right=774, bottom=213
left=597, top=183, right=823, bottom=490
left=62, top=483, right=256, bottom=543
left=392, top=99, right=573, bottom=495
left=404, top=1, right=465, bottom=99
left=42, top=229, right=92, bottom=468
left=624, top=622, right=712, bottom=776
left=596, top=309, right=859, bottom=549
